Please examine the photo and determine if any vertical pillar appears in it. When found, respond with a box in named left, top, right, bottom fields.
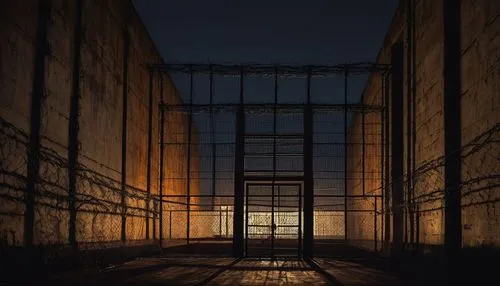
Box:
left=120, top=14, right=131, bottom=243
left=68, top=0, right=83, bottom=253
left=303, top=68, right=314, bottom=258
left=391, top=41, right=404, bottom=256
left=406, top=0, right=415, bottom=249
left=232, top=67, right=245, bottom=257
left=24, top=0, right=51, bottom=247
left=443, top=0, right=462, bottom=279
left=26, top=0, right=51, bottom=247
left=383, top=72, right=391, bottom=252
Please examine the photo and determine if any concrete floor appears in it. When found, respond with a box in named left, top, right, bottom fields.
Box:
left=32, top=242, right=422, bottom=285
left=42, top=257, right=406, bottom=285
left=4, top=241, right=496, bottom=285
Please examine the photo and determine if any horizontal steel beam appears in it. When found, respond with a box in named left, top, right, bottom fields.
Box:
left=160, top=103, right=384, bottom=113
left=148, top=62, right=391, bottom=76
left=244, top=176, right=304, bottom=181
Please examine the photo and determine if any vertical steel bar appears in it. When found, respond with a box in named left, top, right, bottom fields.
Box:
left=210, top=65, right=216, bottom=209
left=245, top=184, right=249, bottom=256
left=380, top=72, right=386, bottom=251
left=226, top=207, right=229, bottom=238
left=303, top=68, right=314, bottom=258
left=298, top=184, right=302, bottom=257
left=384, top=72, right=391, bottom=251
left=159, top=76, right=164, bottom=246
left=362, top=104, right=366, bottom=196
left=271, top=67, right=278, bottom=258
left=169, top=210, right=172, bottom=240
left=186, top=66, right=193, bottom=244
left=146, top=70, right=154, bottom=240
left=374, top=197, right=378, bottom=251
left=344, top=68, right=348, bottom=242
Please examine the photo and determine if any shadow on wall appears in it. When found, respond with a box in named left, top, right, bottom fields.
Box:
left=0, top=116, right=161, bottom=270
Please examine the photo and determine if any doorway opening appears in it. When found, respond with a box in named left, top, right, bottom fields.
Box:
left=245, top=182, right=302, bottom=258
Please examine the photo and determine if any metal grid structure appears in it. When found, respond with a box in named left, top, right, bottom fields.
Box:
left=152, top=63, right=389, bottom=258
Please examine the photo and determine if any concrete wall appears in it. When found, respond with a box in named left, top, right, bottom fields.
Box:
left=0, top=0, right=198, bottom=259
left=347, top=0, right=500, bottom=254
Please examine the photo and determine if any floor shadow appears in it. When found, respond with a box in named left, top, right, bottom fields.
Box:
left=196, top=257, right=243, bottom=285
left=305, top=258, right=344, bottom=286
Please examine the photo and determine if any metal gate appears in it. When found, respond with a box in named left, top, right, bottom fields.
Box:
left=245, top=183, right=302, bottom=258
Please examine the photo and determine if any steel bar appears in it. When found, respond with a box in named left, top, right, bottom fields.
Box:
left=186, top=66, right=193, bottom=245
left=210, top=65, right=216, bottom=209
left=245, top=183, right=249, bottom=256
left=383, top=71, right=391, bottom=251
left=380, top=72, right=386, bottom=251
left=298, top=184, right=302, bottom=257
left=161, top=103, right=384, bottom=113
left=303, top=68, right=314, bottom=258
left=146, top=69, right=153, bottom=240
left=343, top=69, right=348, bottom=242
left=159, top=78, right=165, bottom=245
left=149, top=62, right=391, bottom=76
left=271, top=68, right=278, bottom=258
left=374, top=197, right=378, bottom=251
left=362, top=103, right=366, bottom=196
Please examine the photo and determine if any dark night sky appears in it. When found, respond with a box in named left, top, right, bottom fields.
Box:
left=132, top=0, right=398, bottom=64
left=132, top=1, right=399, bottom=198
left=133, top=0, right=398, bottom=104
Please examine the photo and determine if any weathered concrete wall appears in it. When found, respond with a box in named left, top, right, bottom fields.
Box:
left=346, top=2, right=406, bottom=251
left=459, top=0, right=500, bottom=248
left=0, top=0, right=198, bottom=257
left=0, top=0, right=39, bottom=247
left=348, top=0, right=500, bottom=254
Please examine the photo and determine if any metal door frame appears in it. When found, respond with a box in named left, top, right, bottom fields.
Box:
left=244, top=182, right=302, bottom=258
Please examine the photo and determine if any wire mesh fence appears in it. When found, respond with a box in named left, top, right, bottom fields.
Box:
left=156, top=64, right=388, bottom=257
